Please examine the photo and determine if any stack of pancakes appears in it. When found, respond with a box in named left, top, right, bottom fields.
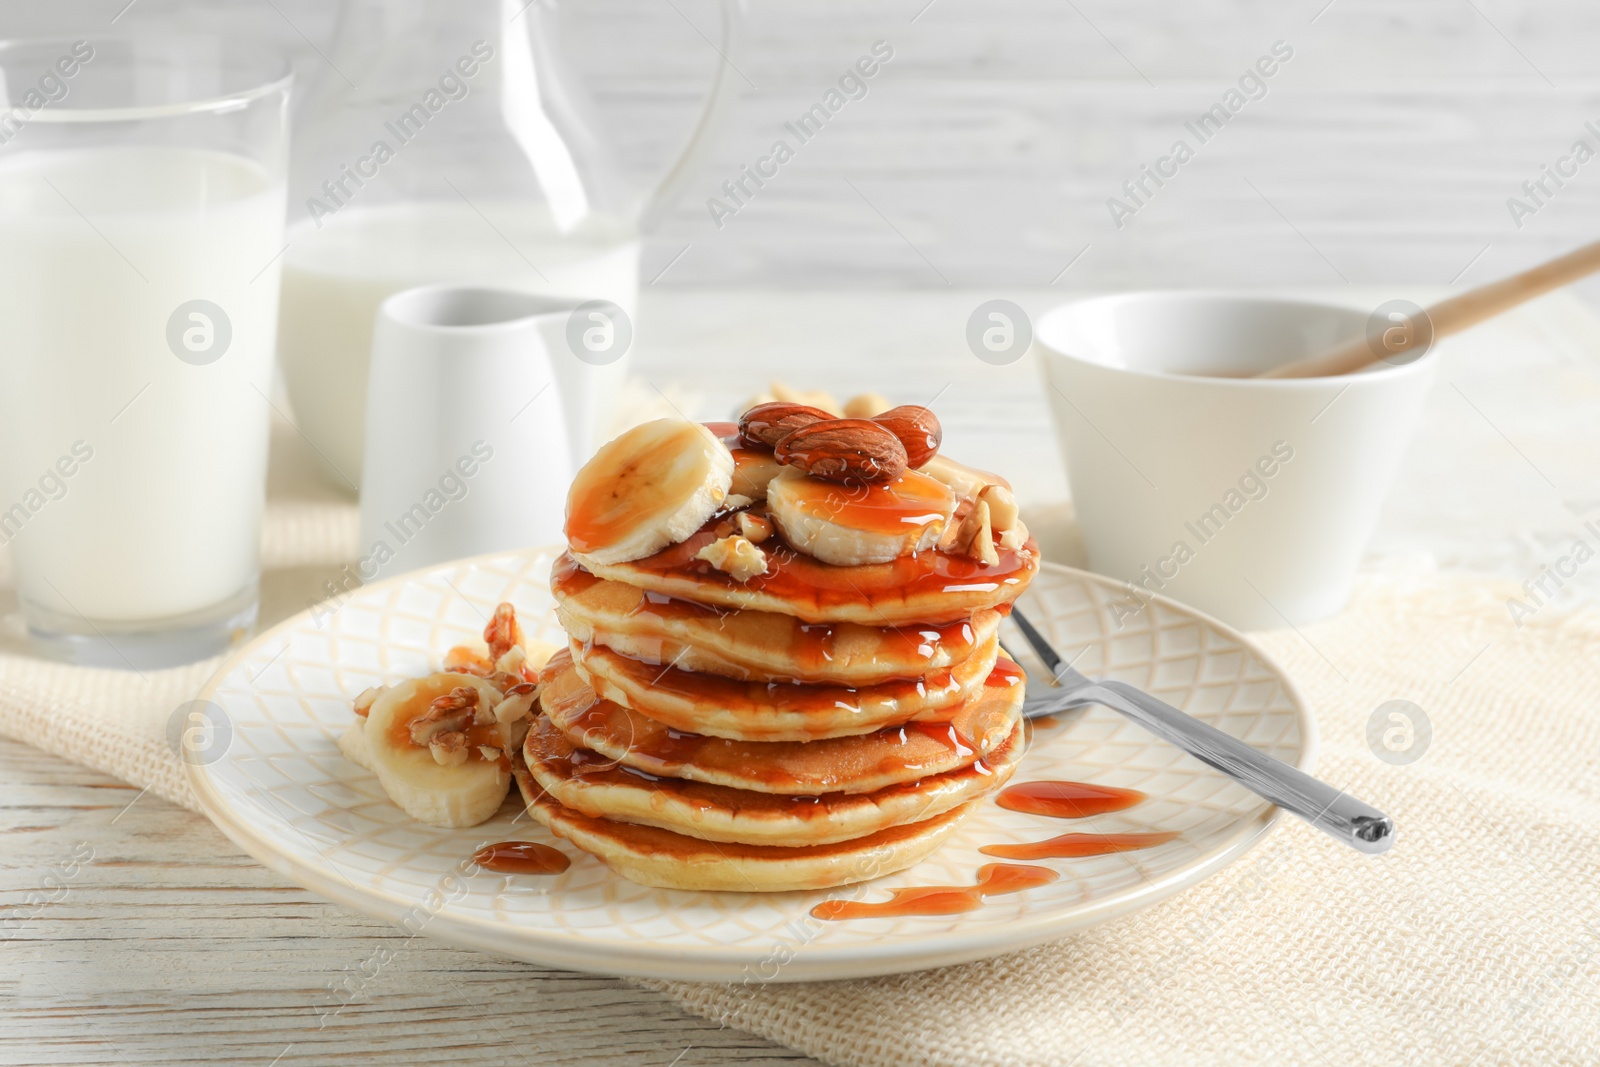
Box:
left=515, top=526, right=1039, bottom=893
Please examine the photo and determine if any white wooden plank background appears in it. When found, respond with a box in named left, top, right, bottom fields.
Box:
left=8, top=0, right=1600, bottom=295
left=0, top=738, right=823, bottom=1067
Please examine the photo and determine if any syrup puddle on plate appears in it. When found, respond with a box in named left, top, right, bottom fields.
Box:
left=994, top=779, right=1146, bottom=819
left=985, top=780, right=1175, bottom=859
left=980, top=830, right=1179, bottom=860
left=471, top=841, right=571, bottom=875
left=811, top=863, right=1058, bottom=921
left=813, top=779, right=1178, bottom=920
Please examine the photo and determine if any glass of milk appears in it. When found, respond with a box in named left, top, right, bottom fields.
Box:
left=0, top=38, right=291, bottom=668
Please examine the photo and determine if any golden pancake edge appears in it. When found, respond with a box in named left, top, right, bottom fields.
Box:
left=553, top=556, right=1002, bottom=685
left=524, top=711, right=1024, bottom=846
left=569, top=634, right=1001, bottom=741
left=538, top=649, right=1025, bottom=796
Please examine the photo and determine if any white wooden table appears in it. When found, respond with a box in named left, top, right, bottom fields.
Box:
left=5, top=288, right=1599, bottom=1066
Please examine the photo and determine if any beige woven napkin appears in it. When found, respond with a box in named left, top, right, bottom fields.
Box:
left=2, top=424, right=1597, bottom=1067
left=643, top=577, right=1600, bottom=1067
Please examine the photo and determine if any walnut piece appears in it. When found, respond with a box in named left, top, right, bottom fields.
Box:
left=409, top=686, right=479, bottom=746
left=483, top=602, right=523, bottom=663
left=429, top=732, right=469, bottom=767
left=695, top=534, right=769, bottom=582
left=943, top=500, right=999, bottom=566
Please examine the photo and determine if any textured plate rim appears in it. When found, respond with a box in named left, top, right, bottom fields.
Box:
left=187, top=547, right=1317, bottom=982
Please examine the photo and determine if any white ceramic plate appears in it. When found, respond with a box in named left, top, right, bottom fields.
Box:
left=188, top=549, right=1313, bottom=982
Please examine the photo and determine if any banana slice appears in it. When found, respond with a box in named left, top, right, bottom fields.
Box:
left=338, top=719, right=375, bottom=771
left=730, top=446, right=784, bottom=502
left=363, top=672, right=511, bottom=828
left=766, top=466, right=955, bottom=566
left=566, top=419, right=734, bottom=566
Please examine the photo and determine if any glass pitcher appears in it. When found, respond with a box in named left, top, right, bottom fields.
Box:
left=278, top=0, right=741, bottom=483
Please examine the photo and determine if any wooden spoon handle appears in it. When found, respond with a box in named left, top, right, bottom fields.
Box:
left=1258, top=238, right=1600, bottom=379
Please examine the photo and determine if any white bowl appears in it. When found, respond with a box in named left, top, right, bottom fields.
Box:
left=1035, top=292, right=1436, bottom=630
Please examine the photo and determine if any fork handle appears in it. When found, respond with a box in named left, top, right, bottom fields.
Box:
left=1076, top=679, right=1395, bottom=854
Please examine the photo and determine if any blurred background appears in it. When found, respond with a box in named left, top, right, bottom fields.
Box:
left=7, top=0, right=1600, bottom=294
left=4, top=0, right=1599, bottom=623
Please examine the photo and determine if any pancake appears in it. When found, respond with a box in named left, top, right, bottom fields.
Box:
left=539, top=649, right=1025, bottom=795
left=570, top=635, right=1002, bottom=741
left=524, top=711, right=1024, bottom=845
left=552, top=556, right=1000, bottom=685
left=567, top=522, right=1039, bottom=627
left=514, top=749, right=979, bottom=892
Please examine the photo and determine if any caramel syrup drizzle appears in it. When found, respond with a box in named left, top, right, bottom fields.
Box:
left=980, top=831, right=1179, bottom=860
left=815, top=780, right=1177, bottom=920
left=471, top=841, right=571, bottom=875
left=994, top=780, right=1147, bottom=819
left=986, top=780, right=1176, bottom=857
left=812, top=863, right=1058, bottom=920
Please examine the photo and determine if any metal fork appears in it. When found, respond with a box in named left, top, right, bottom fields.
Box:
left=1006, top=607, right=1395, bottom=855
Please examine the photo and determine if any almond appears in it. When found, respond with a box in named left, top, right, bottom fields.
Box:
left=738, top=401, right=835, bottom=449
left=873, top=405, right=942, bottom=468
left=773, top=419, right=908, bottom=484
